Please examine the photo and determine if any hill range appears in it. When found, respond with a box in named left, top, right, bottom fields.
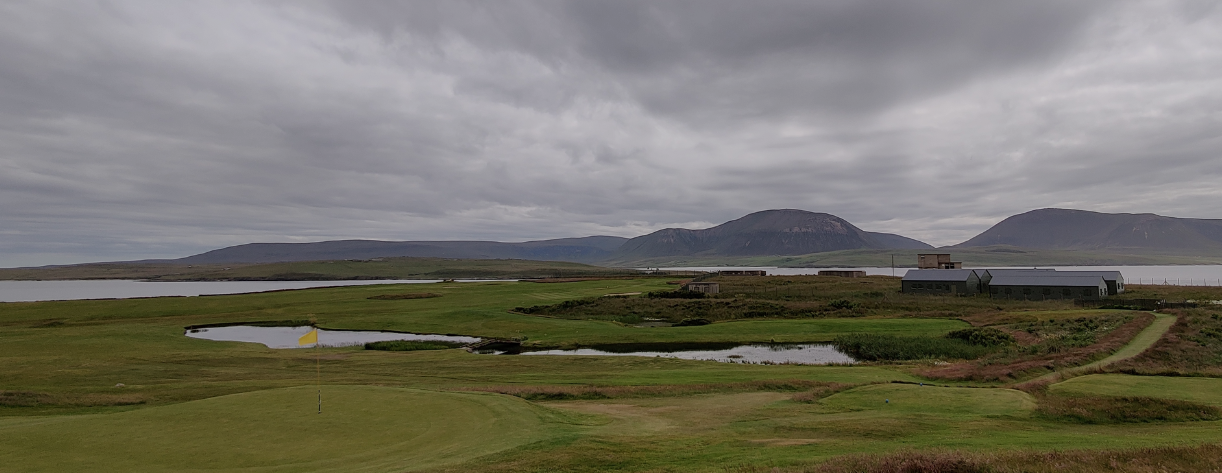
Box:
left=7, top=208, right=1222, bottom=278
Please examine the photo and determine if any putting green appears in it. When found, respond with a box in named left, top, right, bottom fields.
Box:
left=1052, top=374, right=1222, bottom=407
left=819, top=383, right=1036, bottom=417
left=0, top=386, right=564, bottom=473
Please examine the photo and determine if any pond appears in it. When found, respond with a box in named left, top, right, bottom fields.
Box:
left=482, top=342, right=856, bottom=365
left=184, top=325, right=480, bottom=349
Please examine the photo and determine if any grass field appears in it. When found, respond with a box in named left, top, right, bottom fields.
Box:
left=4, top=277, right=1222, bottom=471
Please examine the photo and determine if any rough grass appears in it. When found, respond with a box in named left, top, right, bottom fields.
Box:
left=462, top=379, right=855, bottom=401
left=363, top=340, right=466, bottom=351
left=1035, top=395, right=1222, bottom=424
left=0, top=390, right=147, bottom=408
left=367, top=292, right=442, bottom=300
left=791, top=444, right=1222, bottom=473
left=1108, top=308, right=1222, bottom=376
left=833, top=334, right=997, bottom=361
left=919, top=313, right=1151, bottom=382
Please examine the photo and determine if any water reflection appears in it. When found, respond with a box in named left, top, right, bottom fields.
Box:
left=493, top=343, right=856, bottom=365
left=185, top=325, right=480, bottom=349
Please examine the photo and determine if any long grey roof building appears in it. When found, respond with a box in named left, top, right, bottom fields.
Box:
left=988, top=274, right=1108, bottom=301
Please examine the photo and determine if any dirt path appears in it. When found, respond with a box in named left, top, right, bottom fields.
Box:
left=1033, top=311, right=1175, bottom=387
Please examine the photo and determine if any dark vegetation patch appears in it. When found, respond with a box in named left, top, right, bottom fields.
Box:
left=0, top=390, right=146, bottom=408
left=921, top=313, right=1151, bottom=382
left=513, top=297, right=840, bottom=324
left=773, top=443, right=1222, bottom=473
left=832, top=334, right=997, bottom=361
left=1109, top=308, right=1222, bottom=376
left=461, top=380, right=854, bottom=401
left=29, top=318, right=67, bottom=328
left=517, top=275, right=1103, bottom=325
left=646, top=289, right=706, bottom=299
left=366, top=293, right=441, bottom=300
left=184, top=319, right=314, bottom=330
left=1036, top=395, right=1222, bottom=424
left=945, top=327, right=1015, bottom=347
left=363, top=340, right=466, bottom=351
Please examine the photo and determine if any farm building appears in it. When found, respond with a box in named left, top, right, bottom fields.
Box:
left=901, top=269, right=982, bottom=295
left=917, top=254, right=962, bottom=269
left=982, top=269, right=1125, bottom=296
left=684, top=282, right=720, bottom=294
left=719, top=270, right=766, bottom=276
left=987, top=274, right=1108, bottom=301
left=818, top=270, right=866, bottom=278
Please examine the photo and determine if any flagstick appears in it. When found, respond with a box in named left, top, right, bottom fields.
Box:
left=320, top=337, right=325, bottom=415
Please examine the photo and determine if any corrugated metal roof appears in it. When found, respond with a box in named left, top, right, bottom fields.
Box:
left=902, top=269, right=978, bottom=281
left=988, top=275, right=1105, bottom=287
left=983, top=269, right=1123, bottom=281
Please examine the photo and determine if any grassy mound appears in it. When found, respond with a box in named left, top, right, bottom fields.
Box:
left=0, top=386, right=562, bottom=472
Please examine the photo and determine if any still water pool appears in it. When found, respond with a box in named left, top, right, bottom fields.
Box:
left=487, top=342, right=856, bottom=365
left=185, top=325, right=480, bottom=349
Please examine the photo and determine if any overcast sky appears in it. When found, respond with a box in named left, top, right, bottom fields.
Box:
left=2, top=1, right=1221, bottom=267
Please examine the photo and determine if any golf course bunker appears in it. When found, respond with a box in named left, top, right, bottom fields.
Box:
left=185, top=325, right=480, bottom=348
left=491, top=342, right=857, bottom=365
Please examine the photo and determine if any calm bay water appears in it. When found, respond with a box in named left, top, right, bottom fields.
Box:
left=657, top=265, right=1222, bottom=285
left=5, top=265, right=1222, bottom=302
left=0, top=279, right=478, bottom=302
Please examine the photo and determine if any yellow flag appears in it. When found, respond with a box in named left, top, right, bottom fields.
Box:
left=298, top=329, right=318, bottom=346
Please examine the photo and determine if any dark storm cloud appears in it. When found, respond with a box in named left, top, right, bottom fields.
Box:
left=0, top=0, right=1219, bottom=266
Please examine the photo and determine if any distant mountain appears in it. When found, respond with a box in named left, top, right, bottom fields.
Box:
left=865, top=232, right=935, bottom=250
left=955, top=208, right=1222, bottom=250
left=175, top=236, right=629, bottom=265
left=608, top=209, right=927, bottom=261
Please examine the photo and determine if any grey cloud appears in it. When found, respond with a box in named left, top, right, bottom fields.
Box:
left=1, top=1, right=1220, bottom=265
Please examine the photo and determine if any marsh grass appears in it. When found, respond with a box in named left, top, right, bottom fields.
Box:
left=0, top=390, right=146, bottom=408
left=832, top=334, right=996, bottom=361
left=367, top=293, right=442, bottom=300
left=1109, top=308, right=1222, bottom=376
left=363, top=340, right=466, bottom=351
left=776, top=444, right=1222, bottom=473
left=462, top=380, right=854, bottom=401
left=921, top=313, right=1151, bottom=382
left=1035, top=395, right=1222, bottom=424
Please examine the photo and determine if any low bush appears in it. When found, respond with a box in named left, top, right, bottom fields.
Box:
left=363, top=340, right=466, bottom=351
left=367, top=293, right=441, bottom=300
left=945, top=327, right=1015, bottom=347
left=647, top=289, right=706, bottom=299
left=1037, top=395, right=1222, bottom=424
left=832, top=334, right=996, bottom=361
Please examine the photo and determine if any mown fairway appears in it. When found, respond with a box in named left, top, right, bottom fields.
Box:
left=3, top=277, right=1222, bottom=471
left=0, top=386, right=571, bottom=472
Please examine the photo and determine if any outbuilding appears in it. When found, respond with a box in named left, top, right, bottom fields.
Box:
left=901, top=269, right=982, bottom=295
left=982, top=269, right=1125, bottom=296
left=684, top=282, right=720, bottom=294
left=818, top=270, right=867, bottom=278
left=987, top=275, right=1108, bottom=301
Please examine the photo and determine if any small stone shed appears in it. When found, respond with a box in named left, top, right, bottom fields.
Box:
left=818, top=270, right=867, bottom=278
left=987, top=274, right=1108, bottom=301
left=901, top=269, right=982, bottom=295
left=719, top=270, right=766, bottom=276
left=684, top=282, right=720, bottom=294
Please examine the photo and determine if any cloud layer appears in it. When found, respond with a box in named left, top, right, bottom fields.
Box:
left=2, top=1, right=1220, bottom=266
